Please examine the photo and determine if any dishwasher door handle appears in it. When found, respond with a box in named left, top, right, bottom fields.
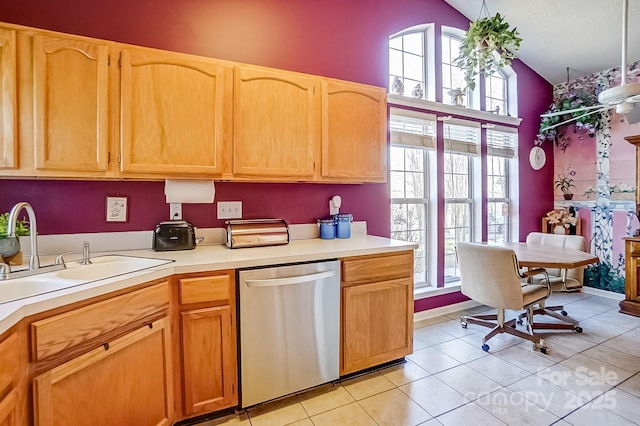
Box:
left=244, top=270, right=336, bottom=287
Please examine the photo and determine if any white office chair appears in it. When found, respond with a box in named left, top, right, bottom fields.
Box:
left=456, top=242, right=552, bottom=354
left=525, top=232, right=587, bottom=292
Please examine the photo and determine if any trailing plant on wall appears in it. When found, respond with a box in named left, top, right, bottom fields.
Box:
left=453, top=12, right=522, bottom=91
left=536, top=89, right=606, bottom=149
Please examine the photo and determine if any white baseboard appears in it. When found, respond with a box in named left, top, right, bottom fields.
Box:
left=581, top=286, right=625, bottom=301
left=413, top=300, right=481, bottom=322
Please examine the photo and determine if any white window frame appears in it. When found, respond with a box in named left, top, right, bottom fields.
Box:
left=389, top=108, right=436, bottom=289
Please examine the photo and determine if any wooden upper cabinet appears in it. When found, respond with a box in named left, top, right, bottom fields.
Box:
left=0, top=28, right=17, bottom=170
left=321, top=79, right=387, bottom=182
left=233, top=65, right=319, bottom=179
left=32, top=33, right=110, bottom=173
left=120, top=47, right=231, bottom=177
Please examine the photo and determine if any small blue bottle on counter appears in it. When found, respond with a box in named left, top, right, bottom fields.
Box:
left=335, top=214, right=352, bottom=238
left=318, top=218, right=336, bottom=239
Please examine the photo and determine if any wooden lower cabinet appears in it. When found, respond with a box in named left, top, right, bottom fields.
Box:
left=32, top=318, right=173, bottom=426
left=622, top=237, right=640, bottom=316
left=340, top=251, right=414, bottom=375
left=181, top=306, right=236, bottom=415
left=0, top=389, right=19, bottom=426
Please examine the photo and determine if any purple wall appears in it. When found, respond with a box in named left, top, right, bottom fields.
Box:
left=0, top=180, right=388, bottom=235
left=0, top=0, right=554, bottom=308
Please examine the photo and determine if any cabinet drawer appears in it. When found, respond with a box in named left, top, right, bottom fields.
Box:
left=179, top=274, right=231, bottom=305
left=31, top=281, right=169, bottom=361
left=629, top=240, right=640, bottom=257
left=342, top=251, right=413, bottom=286
left=0, top=333, right=19, bottom=398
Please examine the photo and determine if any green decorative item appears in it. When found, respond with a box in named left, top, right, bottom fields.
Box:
left=0, top=212, right=30, bottom=259
left=453, top=7, right=522, bottom=92
left=537, top=88, right=605, bottom=148
left=554, top=171, right=576, bottom=196
left=0, top=212, right=30, bottom=239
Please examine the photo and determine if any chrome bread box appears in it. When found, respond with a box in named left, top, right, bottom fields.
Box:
left=225, top=219, right=289, bottom=249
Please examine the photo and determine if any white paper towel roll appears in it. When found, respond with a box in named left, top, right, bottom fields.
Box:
left=164, top=179, right=215, bottom=203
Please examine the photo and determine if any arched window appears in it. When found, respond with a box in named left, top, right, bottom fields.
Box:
left=441, top=31, right=469, bottom=107
left=389, top=25, right=434, bottom=101
left=485, top=71, right=508, bottom=115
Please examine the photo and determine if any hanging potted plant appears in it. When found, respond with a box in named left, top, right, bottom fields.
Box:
left=453, top=12, right=522, bottom=91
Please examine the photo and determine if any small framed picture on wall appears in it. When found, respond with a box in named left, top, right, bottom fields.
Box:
left=106, top=195, right=129, bottom=222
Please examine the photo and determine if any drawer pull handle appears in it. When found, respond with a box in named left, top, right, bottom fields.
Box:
left=103, top=342, right=110, bottom=351
left=148, top=323, right=153, bottom=329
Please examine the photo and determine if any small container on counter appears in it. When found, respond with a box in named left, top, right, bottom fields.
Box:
left=317, top=218, right=336, bottom=239
left=335, top=213, right=353, bottom=239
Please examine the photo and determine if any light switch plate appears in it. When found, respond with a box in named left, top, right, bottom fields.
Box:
left=217, top=201, right=242, bottom=219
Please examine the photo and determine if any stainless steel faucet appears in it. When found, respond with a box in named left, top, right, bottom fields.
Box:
left=81, top=241, right=92, bottom=265
left=7, top=202, right=39, bottom=270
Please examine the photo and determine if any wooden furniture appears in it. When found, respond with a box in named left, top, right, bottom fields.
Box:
left=33, top=318, right=172, bottom=426
left=234, top=65, right=319, bottom=179
left=340, top=251, right=414, bottom=375
left=31, top=281, right=173, bottom=426
left=120, top=46, right=232, bottom=178
left=541, top=209, right=581, bottom=235
left=622, top=135, right=640, bottom=316
left=622, top=237, right=640, bottom=316
left=0, top=249, right=413, bottom=423
left=496, top=242, right=598, bottom=269
left=32, top=33, right=111, bottom=175
left=175, top=271, right=237, bottom=418
left=0, top=332, right=22, bottom=426
left=321, top=79, right=387, bottom=182
left=0, top=21, right=387, bottom=183
left=0, top=27, right=17, bottom=170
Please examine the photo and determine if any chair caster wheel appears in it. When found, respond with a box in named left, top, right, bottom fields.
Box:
left=481, top=344, right=490, bottom=352
left=574, top=326, right=583, bottom=333
left=461, top=322, right=468, bottom=329
left=540, top=346, right=548, bottom=355
left=510, top=324, right=517, bottom=328
left=561, top=310, right=568, bottom=316
left=517, top=320, right=523, bottom=326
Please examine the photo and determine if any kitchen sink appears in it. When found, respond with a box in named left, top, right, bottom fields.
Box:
left=0, top=255, right=174, bottom=305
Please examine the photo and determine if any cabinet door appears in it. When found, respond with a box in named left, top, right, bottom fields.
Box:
left=32, top=33, right=110, bottom=173
left=342, top=278, right=413, bottom=375
left=181, top=306, right=237, bottom=416
left=234, top=65, right=318, bottom=178
left=0, top=28, right=17, bottom=170
left=33, top=318, right=173, bottom=426
left=0, top=389, right=18, bottom=426
left=120, top=47, right=230, bottom=177
left=321, top=79, right=387, bottom=182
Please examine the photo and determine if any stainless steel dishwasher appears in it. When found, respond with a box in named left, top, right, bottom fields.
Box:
left=238, top=260, right=340, bottom=408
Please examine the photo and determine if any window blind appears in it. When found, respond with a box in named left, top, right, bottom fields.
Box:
left=487, top=126, right=518, bottom=158
left=443, top=119, right=480, bottom=155
left=389, top=109, right=436, bottom=149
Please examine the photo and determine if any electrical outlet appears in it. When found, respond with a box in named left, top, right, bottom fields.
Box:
left=170, top=203, right=182, bottom=220
left=217, top=201, right=242, bottom=219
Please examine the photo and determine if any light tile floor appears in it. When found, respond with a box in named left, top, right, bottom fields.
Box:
left=199, top=292, right=640, bottom=426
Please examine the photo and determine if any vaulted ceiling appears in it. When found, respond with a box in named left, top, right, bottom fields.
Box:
left=443, top=0, right=640, bottom=85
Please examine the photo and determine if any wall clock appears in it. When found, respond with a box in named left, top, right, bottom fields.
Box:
left=529, top=146, right=546, bottom=170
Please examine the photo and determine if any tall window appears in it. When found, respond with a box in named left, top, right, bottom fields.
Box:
left=443, top=121, right=479, bottom=281
left=441, top=33, right=468, bottom=107
left=487, top=128, right=518, bottom=243
left=389, top=31, right=425, bottom=99
left=485, top=72, right=507, bottom=115
left=389, top=110, right=435, bottom=288
left=388, top=24, right=519, bottom=293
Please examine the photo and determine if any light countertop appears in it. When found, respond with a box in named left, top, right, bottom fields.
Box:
left=0, top=235, right=417, bottom=335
